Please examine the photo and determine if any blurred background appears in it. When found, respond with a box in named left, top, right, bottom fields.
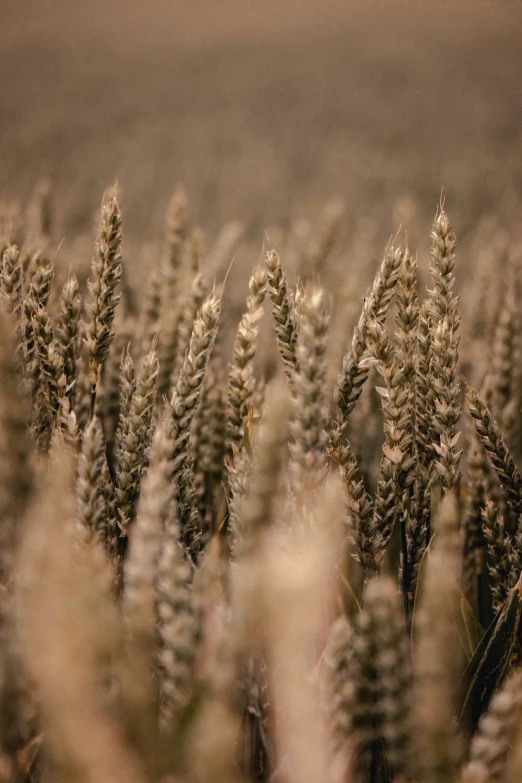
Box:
left=2, top=0, right=522, bottom=249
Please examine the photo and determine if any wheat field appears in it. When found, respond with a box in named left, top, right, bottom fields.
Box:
left=2, top=2, right=522, bottom=783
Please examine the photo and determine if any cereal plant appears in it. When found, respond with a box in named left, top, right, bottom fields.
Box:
left=0, top=187, right=522, bottom=783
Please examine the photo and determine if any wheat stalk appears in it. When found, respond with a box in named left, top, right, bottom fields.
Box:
left=83, top=194, right=123, bottom=410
